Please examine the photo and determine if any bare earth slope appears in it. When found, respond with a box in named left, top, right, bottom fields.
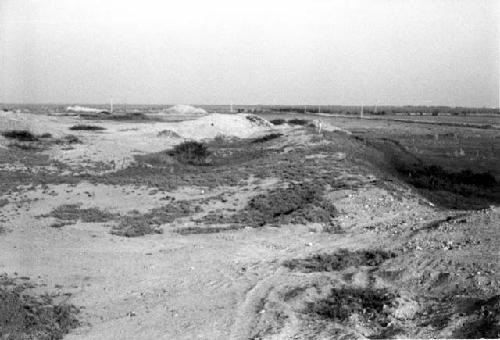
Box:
left=0, top=113, right=499, bottom=339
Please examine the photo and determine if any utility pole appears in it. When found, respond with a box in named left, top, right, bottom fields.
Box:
left=110, top=98, right=113, bottom=114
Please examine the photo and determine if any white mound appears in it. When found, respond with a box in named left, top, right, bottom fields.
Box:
left=162, top=104, right=207, bottom=115
left=0, top=111, right=67, bottom=139
left=66, top=106, right=107, bottom=114
left=172, top=113, right=273, bottom=139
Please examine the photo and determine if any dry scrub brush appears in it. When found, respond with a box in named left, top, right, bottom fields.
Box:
left=168, top=140, right=211, bottom=165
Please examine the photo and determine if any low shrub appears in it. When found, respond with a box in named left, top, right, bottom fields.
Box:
left=110, top=216, right=163, bottom=237
left=251, top=133, right=282, bottom=143
left=283, top=249, right=395, bottom=273
left=245, top=115, right=271, bottom=127
left=270, top=119, right=286, bottom=125
left=49, top=221, right=72, bottom=228
left=62, top=135, right=81, bottom=144
left=46, top=204, right=116, bottom=223
left=111, top=202, right=196, bottom=237
left=69, top=125, right=106, bottom=131
left=169, top=141, right=211, bottom=165
left=1, top=130, right=38, bottom=141
left=306, top=287, right=397, bottom=322
left=243, top=183, right=337, bottom=226
left=202, top=182, right=337, bottom=227
left=287, top=119, right=310, bottom=126
left=175, top=224, right=243, bottom=235
left=0, top=274, right=80, bottom=340
left=135, top=152, right=175, bottom=167
left=51, top=135, right=81, bottom=146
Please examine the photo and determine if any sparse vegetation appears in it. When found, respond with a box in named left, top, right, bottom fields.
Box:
left=393, top=161, right=500, bottom=209
left=346, top=130, right=500, bottom=209
left=283, top=249, right=395, bottom=273
left=1, top=130, right=80, bottom=153
left=1, top=130, right=38, bottom=141
left=49, top=221, right=73, bottom=228
left=251, top=133, right=282, bottom=143
left=306, top=287, right=397, bottom=322
left=82, top=112, right=152, bottom=121
left=55, top=135, right=81, bottom=144
left=287, top=119, right=310, bottom=126
left=397, top=163, right=497, bottom=190
left=110, top=215, right=164, bottom=237
left=7, top=142, right=43, bottom=151
left=270, top=119, right=286, bottom=125
left=168, top=141, right=211, bottom=165
left=46, top=204, right=116, bottom=223
left=175, top=224, right=243, bottom=235
left=111, top=202, right=197, bottom=237
left=134, top=151, right=175, bottom=167
left=202, top=182, right=337, bottom=228
left=102, top=134, right=361, bottom=196
left=0, top=274, right=80, bottom=340
left=245, top=115, right=270, bottom=126
left=69, top=124, right=106, bottom=131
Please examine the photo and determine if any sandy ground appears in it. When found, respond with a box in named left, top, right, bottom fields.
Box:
left=1, top=112, right=275, bottom=172
left=1, top=181, right=497, bottom=339
left=1, top=112, right=499, bottom=339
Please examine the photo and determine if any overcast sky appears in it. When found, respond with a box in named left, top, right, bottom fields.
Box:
left=1, top=0, right=498, bottom=107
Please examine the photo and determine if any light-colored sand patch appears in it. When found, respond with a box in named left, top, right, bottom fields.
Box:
left=0, top=163, right=61, bottom=173
left=51, top=127, right=179, bottom=171
left=47, top=113, right=274, bottom=171
left=171, top=113, right=273, bottom=140
left=0, top=111, right=69, bottom=138
left=3, top=176, right=280, bottom=220
left=161, top=104, right=207, bottom=115
left=6, top=183, right=170, bottom=216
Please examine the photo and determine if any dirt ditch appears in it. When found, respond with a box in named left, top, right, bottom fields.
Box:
left=350, top=133, right=500, bottom=209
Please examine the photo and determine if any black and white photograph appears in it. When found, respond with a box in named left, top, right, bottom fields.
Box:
left=0, top=0, right=499, bottom=339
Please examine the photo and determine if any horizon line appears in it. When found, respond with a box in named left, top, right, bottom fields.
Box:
left=1, top=102, right=499, bottom=110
